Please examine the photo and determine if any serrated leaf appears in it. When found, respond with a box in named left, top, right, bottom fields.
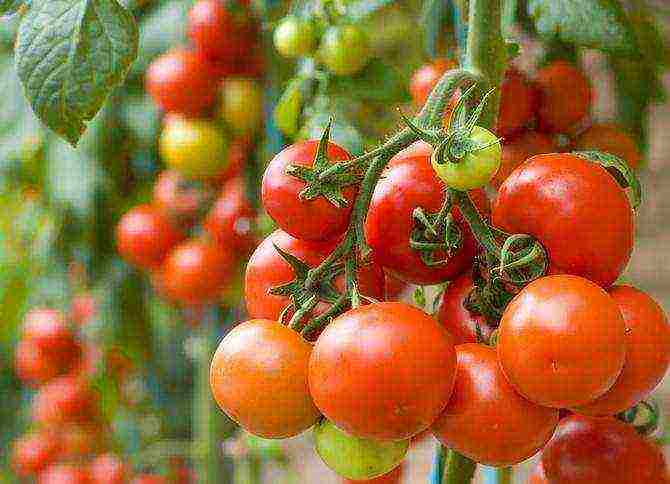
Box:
left=15, top=0, right=139, bottom=146
left=528, top=0, right=637, bottom=55
left=0, top=0, right=25, bottom=16
left=329, top=59, right=410, bottom=103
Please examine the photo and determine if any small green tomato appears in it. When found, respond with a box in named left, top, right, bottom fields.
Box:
left=313, top=419, right=408, bottom=480
left=318, top=25, right=371, bottom=76
left=273, top=16, right=316, bottom=58
left=432, top=126, right=502, bottom=190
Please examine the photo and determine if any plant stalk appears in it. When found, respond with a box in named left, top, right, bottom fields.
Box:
left=442, top=449, right=477, bottom=484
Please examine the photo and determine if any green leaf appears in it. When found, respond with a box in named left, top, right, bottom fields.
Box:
left=528, top=0, right=637, bottom=55
left=274, top=78, right=304, bottom=137
left=329, top=59, right=410, bottom=103
left=0, top=0, right=24, bottom=16
left=15, top=0, right=139, bottom=146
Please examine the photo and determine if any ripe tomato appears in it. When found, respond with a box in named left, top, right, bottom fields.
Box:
left=274, top=16, right=316, bottom=58
left=153, top=170, right=214, bottom=226
left=573, top=285, right=670, bottom=416
left=38, top=463, right=91, bottom=484
left=244, top=230, right=384, bottom=322
left=528, top=461, right=548, bottom=484
left=535, top=61, right=592, bottom=133
left=319, top=25, right=371, bottom=76
left=15, top=339, right=62, bottom=385
left=409, top=59, right=457, bottom=106
left=431, top=126, right=502, bottom=190
left=210, top=319, right=320, bottom=438
left=89, top=454, right=128, bottom=484
left=204, top=177, right=256, bottom=256
left=11, top=431, right=61, bottom=478
left=219, top=78, right=263, bottom=136
left=262, top=140, right=354, bottom=242
left=574, top=123, right=641, bottom=169
left=541, top=415, right=668, bottom=484
left=314, top=419, right=408, bottom=481
left=131, top=475, right=168, bottom=484
left=69, top=293, right=97, bottom=326
left=496, top=67, right=538, bottom=137
left=436, top=272, right=494, bottom=345
left=145, top=48, right=218, bottom=116
left=160, top=116, right=230, bottom=179
left=32, top=376, right=99, bottom=425
left=491, top=131, right=555, bottom=188
left=383, top=271, right=408, bottom=301
left=116, top=204, right=184, bottom=271
left=365, top=144, right=489, bottom=285
left=161, top=239, right=235, bottom=306
left=492, top=153, right=634, bottom=287
left=431, top=344, right=558, bottom=466
left=23, top=308, right=73, bottom=351
left=498, top=275, right=626, bottom=408
left=309, top=302, right=457, bottom=440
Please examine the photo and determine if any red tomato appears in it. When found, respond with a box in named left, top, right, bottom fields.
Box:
left=527, top=461, right=548, bottom=484
left=409, top=59, right=458, bottom=106
left=535, top=61, right=592, bottom=133
left=131, top=475, right=168, bottom=484
left=492, top=131, right=556, bottom=188
left=69, top=293, right=97, bottom=326
left=116, top=204, right=184, bottom=271
left=262, top=140, right=354, bottom=242
left=343, top=464, right=403, bottom=484
left=153, top=170, right=214, bottom=226
left=498, top=275, right=627, bottom=408
left=161, top=239, right=235, bottom=306
left=89, top=453, right=128, bottom=484
left=11, top=431, right=61, bottom=478
left=38, top=463, right=91, bottom=484
left=32, top=376, right=99, bottom=425
left=574, top=285, right=670, bottom=416
left=497, top=67, right=538, bottom=137
left=574, top=123, right=641, bottom=169
left=145, top=48, right=218, bottom=116
left=492, top=153, right=634, bottom=287
left=309, top=302, right=457, bottom=440
left=432, top=344, right=558, bottom=466
left=436, top=272, right=494, bottom=345
left=204, top=177, right=256, bottom=256
left=541, top=415, right=668, bottom=484
left=56, top=422, right=105, bottom=460
left=22, top=308, right=76, bottom=355
left=383, top=271, right=408, bottom=301
left=210, top=319, right=320, bottom=438
left=244, top=230, right=385, bottom=323
left=365, top=144, right=489, bottom=285
left=15, top=339, right=61, bottom=385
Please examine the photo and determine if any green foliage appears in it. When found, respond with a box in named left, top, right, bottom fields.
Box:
left=0, top=0, right=24, bottom=16
left=329, top=59, right=410, bottom=103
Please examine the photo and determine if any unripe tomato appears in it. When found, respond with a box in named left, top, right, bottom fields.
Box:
left=409, top=59, right=457, bottom=106
left=153, top=170, right=215, bottom=226
left=492, top=153, right=634, bottom=287
left=314, top=420, right=407, bottom=481
left=498, top=275, right=627, bottom=408
left=204, top=177, right=256, bottom=256
left=343, top=465, right=403, bottom=484
left=319, top=25, right=371, bottom=76
left=497, top=67, right=538, bottom=137
left=535, top=60, right=592, bottom=133
left=574, top=122, right=641, bottom=169
left=160, top=116, right=229, bottom=179
left=89, top=453, right=129, bottom=484
left=492, top=131, right=555, bottom=188
left=274, top=16, right=316, bottom=58
left=309, top=302, right=457, bottom=440
left=432, top=344, right=558, bottom=465
left=145, top=48, right=218, bottom=116
left=219, top=78, right=263, bottom=136
left=262, top=140, right=354, bottom=242
left=431, top=126, right=502, bottom=190
left=210, top=319, right=320, bottom=438
left=11, top=431, right=61, bottom=478
left=32, top=376, right=99, bottom=425
left=573, top=285, right=670, bottom=416
left=116, top=204, right=184, bottom=271
left=541, top=415, right=668, bottom=484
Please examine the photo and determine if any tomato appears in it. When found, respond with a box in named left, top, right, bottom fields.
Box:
left=319, top=25, right=372, bottom=76
left=204, top=177, right=256, bottom=256
left=89, top=454, right=128, bottom=484
left=15, top=339, right=62, bottom=385
left=309, top=302, right=456, bottom=440
left=431, top=344, right=558, bottom=465
left=153, top=170, right=214, bottom=226
left=32, top=376, right=99, bottom=425
left=262, top=140, right=354, bottom=241
left=69, top=293, right=97, bottom=326
left=528, top=461, right=548, bottom=484
left=343, top=464, right=403, bottom=484
left=497, top=275, right=626, bottom=408
left=131, top=475, right=168, bottom=484
left=497, top=67, right=538, bottom=137
left=383, top=271, right=408, bottom=301
left=491, top=131, right=555, bottom=188
left=314, top=419, right=408, bottom=481
left=160, top=116, right=230, bottom=180
left=57, top=422, right=104, bottom=459
left=535, top=61, right=592, bottom=133
left=409, top=59, right=457, bottom=106
left=145, top=48, right=218, bottom=116
left=274, top=16, right=316, bottom=58
left=244, top=230, right=385, bottom=322
left=365, top=144, right=489, bottom=285
left=541, top=415, right=668, bottom=484
left=492, top=153, right=634, bottom=287
left=574, top=123, right=641, bottom=169
left=436, top=272, right=494, bottom=345
left=38, top=464, right=91, bottom=484
left=210, top=319, right=320, bottom=438
left=211, top=137, right=249, bottom=184
left=116, top=204, right=184, bottom=271
left=219, top=78, right=263, bottom=136
left=161, top=239, right=235, bottom=306
left=431, top=126, right=502, bottom=190
left=11, top=431, right=61, bottom=478
left=573, top=285, right=670, bottom=416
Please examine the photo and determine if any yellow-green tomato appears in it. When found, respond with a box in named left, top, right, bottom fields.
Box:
left=432, top=126, right=502, bottom=190
left=273, top=16, right=316, bottom=58
left=319, top=25, right=371, bottom=76
left=160, top=116, right=229, bottom=179
left=313, top=420, right=408, bottom=480
left=220, top=78, right=263, bottom=136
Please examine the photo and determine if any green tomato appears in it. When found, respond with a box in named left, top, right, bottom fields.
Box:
left=273, top=16, right=316, bottom=58
left=220, top=78, right=263, bottom=136
left=432, top=126, right=502, bottom=190
left=313, top=419, right=408, bottom=480
left=319, top=25, right=371, bottom=76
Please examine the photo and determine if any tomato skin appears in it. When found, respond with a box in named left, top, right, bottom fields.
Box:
left=145, top=49, right=218, bottom=116
left=573, top=285, right=670, bottom=416
left=492, top=131, right=555, bottom=188
left=309, top=302, right=457, bottom=440
left=432, top=344, right=558, bottom=466
left=38, top=464, right=91, bottom=484
left=319, top=25, right=372, bottom=76
left=575, top=123, right=641, bottom=169
left=11, top=431, right=61, bottom=478
left=131, top=475, right=168, bottom=484
left=32, top=376, right=99, bottom=425
left=496, top=67, right=538, bottom=137
left=410, top=59, right=457, bottom=106
left=541, top=415, right=668, bottom=484
left=89, top=454, right=128, bottom=484
left=262, top=140, right=354, bottom=242
left=15, top=339, right=62, bottom=385
left=492, top=153, right=634, bottom=287
left=342, top=464, right=403, bottom=484
left=365, top=145, right=489, bottom=285
left=535, top=61, right=592, bottom=133
left=219, top=78, right=263, bottom=136
left=274, top=16, right=316, bottom=58
left=210, top=319, right=320, bottom=438
left=527, top=462, right=549, bottom=484
left=69, top=293, right=97, bottom=326
left=498, top=275, right=626, bottom=408
left=204, top=177, right=256, bottom=256
left=153, top=170, right=214, bottom=226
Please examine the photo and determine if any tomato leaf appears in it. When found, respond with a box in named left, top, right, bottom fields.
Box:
left=329, top=59, right=410, bottom=103
left=15, top=0, right=139, bottom=146
left=574, top=150, right=642, bottom=210
left=527, top=0, right=637, bottom=55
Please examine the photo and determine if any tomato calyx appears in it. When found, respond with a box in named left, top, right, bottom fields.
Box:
left=409, top=196, right=464, bottom=267
left=617, top=400, right=660, bottom=437
left=574, top=150, right=642, bottom=209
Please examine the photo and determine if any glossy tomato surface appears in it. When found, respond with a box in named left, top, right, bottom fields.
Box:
left=204, top=177, right=256, bottom=256
left=575, top=123, right=641, bottom=169
left=409, top=59, right=457, bottom=106
left=492, top=131, right=555, bottom=188
left=497, top=67, right=538, bottom=137
left=535, top=61, right=592, bottom=133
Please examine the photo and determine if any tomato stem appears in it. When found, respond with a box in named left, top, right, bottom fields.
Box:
left=442, top=448, right=476, bottom=484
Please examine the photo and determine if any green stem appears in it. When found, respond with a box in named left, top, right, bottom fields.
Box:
left=495, top=467, right=513, bottom=484
left=450, top=189, right=501, bottom=257
left=442, top=449, right=477, bottom=484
